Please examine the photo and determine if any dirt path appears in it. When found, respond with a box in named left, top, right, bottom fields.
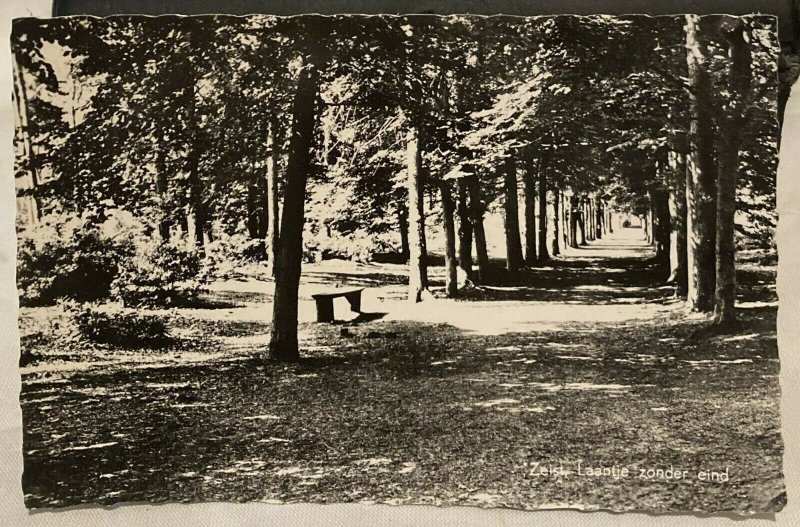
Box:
left=379, top=227, right=680, bottom=335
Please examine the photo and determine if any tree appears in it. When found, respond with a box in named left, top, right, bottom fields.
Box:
left=551, top=189, right=561, bottom=256
left=268, top=51, right=324, bottom=362
left=713, top=17, right=752, bottom=326
left=502, top=156, right=524, bottom=270
left=523, top=157, right=537, bottom=264
left=440, top=181, right=459, bottom=296
left=405, top=125, right=430, bottom=302
left=537, top=152, right=550, bottom=261
left=266, top=118, right=281, bottom=276
left=666, top=147, right=689, bottom=296
left=684, top=14, right=719, bottom=312
left=457, top=177, right=474, bottom=278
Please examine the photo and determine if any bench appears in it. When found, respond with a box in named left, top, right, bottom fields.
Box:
left=311, top=287, right=364, bottom=323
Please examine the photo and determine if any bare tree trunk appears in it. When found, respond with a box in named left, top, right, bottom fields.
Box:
left=578, top=199, right=587, bottom=246
left=651, top=188, right=671, bottom=273
left=569, top=195, right=579, bottom=247
left=192, top=195, right=206, bottom=247
left=551, top=189, right=560, bottom=256
left=685, top=14, right=718, bottom=312
left=537, top=155, right=549, bottom=262
left=595, top=197, right=603, bottom=239
left=397, top=202, right=410, bottom=261
left=714, top=18, right=751, bottom=326
left=563, top=193, right=572, bottom=248
left=178, top=212, right=189, bottom=237
left=440, top=181, right=458, bottom=297
left=457, top=177, right=473, bottom=277
left=561, top=191, right=569, bottom=248
left=154, top=149, right=172, bottom=242
left=469, top=176, right=490, bottom=283
left=668, top=151, right=689, bottom=296
left=523, top=158, right=537, bottom=265
left=406, top=126, right=429, bottom=302
left=503, top=157, right=524, bottom=271
left=12, top=52, right=41, bottom=223
left=246, top=181, right=260, bottom=239
left=266, top=118, right=281, bottom=277
left=269, top=58, right=321, bottom=362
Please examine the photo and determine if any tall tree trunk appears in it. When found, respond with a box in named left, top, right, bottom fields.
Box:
left=578, top=199, right=587, bottom=246
left=561, top=191, right=569, bottom=248
left=685, top=14, right=718, bottom=312
left=551, top=189, right=560, bottom=256
left=457, top=177, right=473, bottom=277
left=641, top=214, right=648, bottom=241
left=569, top=195, right=579, bottom=247
left=563, top=193, right=572, bottom=248
left=595, top=197, right=603, bottom=239
left=406, top=126, right=429, bottom=302
left=266, top=118, right=281, bottom=277
left=246, top=181, right=260, bottom=239
left=537, top=155, right=549, bottom=261
left=714, top=18, right=751, bottom=325
left=178, top=212, right=189, bottom=236
left=523, top=158, right=537, bottom=265
left=440, top=182, right=458, bottom=297
left=269, top=58, right=321, bottom=362
left=503, top=157, right=524, bottom=271
left=668, top=155, right=689, bottom=296
left=12, top=52, right=41, bottom=223
left=397, top=202, right=410, bottom=261
left=155, top=150, right=172, bottom=242
left=192, top=198, right=205, bottom=247
left=651, top=188, right=671, bottom=272
left=184, top=20, right=205, bottom=249
left=469, top=176, right=490, bottom=283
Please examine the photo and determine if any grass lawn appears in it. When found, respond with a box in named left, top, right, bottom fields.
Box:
left=18, top=232, right=783, bottom=513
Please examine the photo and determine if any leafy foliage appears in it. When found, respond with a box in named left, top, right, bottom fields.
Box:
left=12, top=14, right=782, bottom=280
left=111, top=241, right=205, bottom=307
left=66, top=301, right=170, bottom=348
left=17, top=214, right=133, bottom=305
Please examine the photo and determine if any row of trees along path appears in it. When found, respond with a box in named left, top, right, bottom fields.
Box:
left=12, top=15, right=779, bottom=362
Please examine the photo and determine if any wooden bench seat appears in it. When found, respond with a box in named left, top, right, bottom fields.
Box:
left=310, top=287, right=364, bottom=322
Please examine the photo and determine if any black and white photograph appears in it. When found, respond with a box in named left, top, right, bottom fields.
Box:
left=11, top=12, right=790, bottom=514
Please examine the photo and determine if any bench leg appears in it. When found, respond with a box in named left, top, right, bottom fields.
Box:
left=315, top=298, right=334, bottom=322
left=345, top=292, right=362, bottom=313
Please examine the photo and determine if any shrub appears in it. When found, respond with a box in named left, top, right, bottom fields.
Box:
left=65, top=301, right=170, bottom=348
left=305, top=229, right=396, bottom=263
left=17, top=214, right=134, bottom=306
left=111, top=241, right=206, bottom=307
left=201, top=233, right=265, bottom=280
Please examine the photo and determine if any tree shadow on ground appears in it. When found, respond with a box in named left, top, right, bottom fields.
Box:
left=344, top=312, right=388, bottom=324
left=20, top=289, right=781, bottom=509
left=302, top=270, right=408, bottom=288
left=454, top=251, right=672, bottom=304
left=18, top=235, right=782, bottom=510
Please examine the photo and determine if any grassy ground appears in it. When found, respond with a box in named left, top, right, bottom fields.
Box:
left=18, top=230, right=783, bottom=513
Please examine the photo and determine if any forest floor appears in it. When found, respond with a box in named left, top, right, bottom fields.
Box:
left=18, top=228, right=784, bottom=513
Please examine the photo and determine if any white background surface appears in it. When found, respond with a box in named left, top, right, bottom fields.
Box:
left=1, top=2, right=798, bottom=525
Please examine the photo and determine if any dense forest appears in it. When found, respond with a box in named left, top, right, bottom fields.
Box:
left=14, top=15, right=781, bottom=362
